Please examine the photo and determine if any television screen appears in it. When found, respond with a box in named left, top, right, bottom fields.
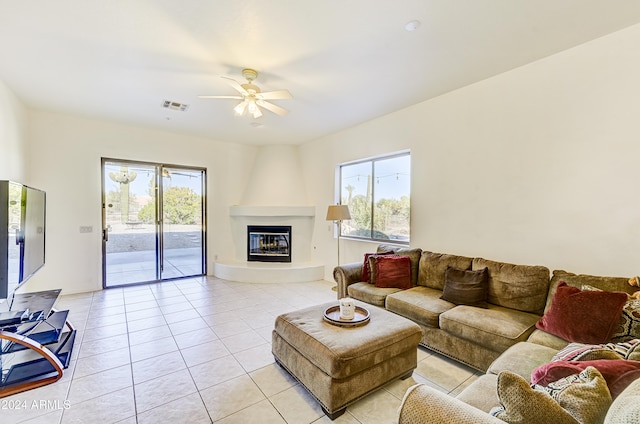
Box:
left=20, top=185, right=46, bottom=284
left=0, top=181, right=46, bottom=300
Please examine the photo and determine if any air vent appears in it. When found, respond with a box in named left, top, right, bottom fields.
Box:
left=162, top=100, right=189, bottom=112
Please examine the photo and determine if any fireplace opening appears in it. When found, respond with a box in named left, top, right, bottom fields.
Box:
left=247, top=225, right=292, bottom=263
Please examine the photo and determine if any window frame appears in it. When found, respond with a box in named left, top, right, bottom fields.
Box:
left=336, top=150, right=411, bottom=245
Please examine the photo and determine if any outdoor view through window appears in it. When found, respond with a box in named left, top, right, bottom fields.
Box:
left=102, top=160, right=205, bottom=286
left=340, top=152, right=410, bottom=243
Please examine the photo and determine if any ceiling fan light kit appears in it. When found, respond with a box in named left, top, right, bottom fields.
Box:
left=199, top=68, right=292, bottom=118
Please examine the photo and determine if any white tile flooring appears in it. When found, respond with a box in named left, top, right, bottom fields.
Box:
left=3, top=277, right=481, bottom=423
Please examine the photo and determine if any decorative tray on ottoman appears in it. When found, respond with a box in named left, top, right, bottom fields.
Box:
left=323, top=305, right=370, bottom=327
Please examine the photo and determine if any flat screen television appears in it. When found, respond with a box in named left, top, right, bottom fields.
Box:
left=0, top=181, right=46, bottom=301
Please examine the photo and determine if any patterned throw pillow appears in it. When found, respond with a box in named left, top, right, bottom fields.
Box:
left=603, top=339, right=640, bottom=361
left=533, top=367, right=612, bottom=423
left=552, top=339, right=640, bottom=362
left=613, top=299, right=640, bottom=342
left=552, top=342, right=623, bottom=362
left=491, top=367, right=612, bottom=424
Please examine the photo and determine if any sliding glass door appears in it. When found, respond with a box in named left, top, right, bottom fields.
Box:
left=102, top=159, right=206, bottom=287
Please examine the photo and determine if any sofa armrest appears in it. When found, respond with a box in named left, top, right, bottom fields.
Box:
left=333, top=262, right=363, bottom=299
left=398, top=384, right=504, bottom=424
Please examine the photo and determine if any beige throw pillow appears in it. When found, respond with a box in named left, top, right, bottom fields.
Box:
left=492, top=367, right=612, bottom=424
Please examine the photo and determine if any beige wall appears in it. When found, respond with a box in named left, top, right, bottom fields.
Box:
left=0, top=79, right=28, bottom=181
left=303, top=23, right=640, bottom=279
left=23, top=110, right=256, bottom=294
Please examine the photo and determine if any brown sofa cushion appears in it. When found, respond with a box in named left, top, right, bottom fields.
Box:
left=487, top=341, right=558, bottom=379
left=418, top=252, right=473, bottom=290
left=347, top=282, right=401, bottom=307
left=536, top=282, right=627, bottom=344
left=527, top=329, right=571, bottom=350
left=439, top=304, right=540, bottom=352
left=386, top=286, right=456, bottom=328
left=441, top=266, right=489, bottom=308
left=472, top=258, right=550, bottom=314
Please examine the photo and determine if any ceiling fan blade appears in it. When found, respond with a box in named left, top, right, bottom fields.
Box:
left=257, top=89, right=293, bottom=100
left=221, top=76, right=249, bottom=96
left=256, top=100, right=289, bottom=116
left=198, top=95, right=244, bottom=99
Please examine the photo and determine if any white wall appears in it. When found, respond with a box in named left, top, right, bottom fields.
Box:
left=23, top=110, right=257, bottom=294
left=302, top=23, right=640, bottom=279
left=9, top=23, right=640, bottom=293
left=0, top=79, right=28, bottom=181
left=240, top=145, right=309, bottom=206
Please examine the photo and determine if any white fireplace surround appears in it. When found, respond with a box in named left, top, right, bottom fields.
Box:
left=213, top=145, right=325, bottom=283
left=213, top=205, right=324, bottom=283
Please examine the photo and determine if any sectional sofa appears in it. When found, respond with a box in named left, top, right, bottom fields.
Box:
left=333, top=244, right=640, bottom=422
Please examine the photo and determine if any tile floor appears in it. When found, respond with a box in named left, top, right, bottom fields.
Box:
left=2, top=277, right=482, bottom=424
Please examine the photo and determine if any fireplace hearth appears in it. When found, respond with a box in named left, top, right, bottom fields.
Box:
left=247, top=225, right=292, bottom=263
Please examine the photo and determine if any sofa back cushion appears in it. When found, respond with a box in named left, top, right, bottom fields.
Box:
left=472, top=258, right=550, bottom=314
left=418, top=252, right=474, bottom=290
left=377, top=244, right=422, bottom=287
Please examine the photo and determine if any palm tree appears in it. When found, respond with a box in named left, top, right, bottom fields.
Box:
left=109, top=166, right=137, bottom=223
left=344, top=184, right=356, bottom=204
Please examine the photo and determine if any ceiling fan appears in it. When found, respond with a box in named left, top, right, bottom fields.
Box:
left=199, top=68, right=292, bottom=118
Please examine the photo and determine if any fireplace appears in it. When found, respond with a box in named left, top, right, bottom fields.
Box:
left=247, top=225, right=292, bottom=263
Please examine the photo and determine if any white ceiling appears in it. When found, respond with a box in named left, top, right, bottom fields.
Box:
left=2, top=1, right=640, bottom=146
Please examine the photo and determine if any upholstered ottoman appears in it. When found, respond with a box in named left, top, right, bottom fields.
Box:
left=272, top=301, right=422, bottom=419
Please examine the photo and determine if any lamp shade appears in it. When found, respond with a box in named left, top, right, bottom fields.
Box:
left=326, top=205, right=351, bottom=221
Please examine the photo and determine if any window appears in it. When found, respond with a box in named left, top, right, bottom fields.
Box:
left=339, top=152, right=410, bottom=243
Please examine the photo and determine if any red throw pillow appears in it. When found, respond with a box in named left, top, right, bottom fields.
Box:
left=361, top=251, right=393, bottom=283
left=532, top=359, right=640, bottom=398
left=535, top=282, right=628, bottom=344
left=370, top=255, right=412, bottom=289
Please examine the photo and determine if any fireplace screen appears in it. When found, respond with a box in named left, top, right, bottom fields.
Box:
left=247, top=225, right=292, bottom=263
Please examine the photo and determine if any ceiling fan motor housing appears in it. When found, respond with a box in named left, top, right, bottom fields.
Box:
left=242, top=68, right=259, bottom=82
left=242, top=83, right=260, bottom=94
